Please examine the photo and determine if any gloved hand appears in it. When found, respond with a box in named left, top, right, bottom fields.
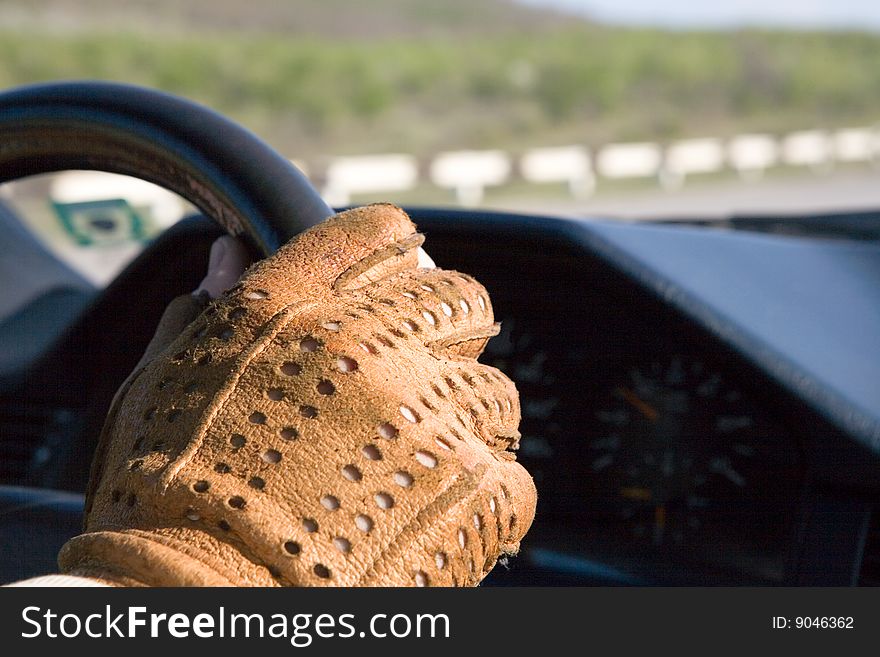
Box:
left=59, top=204, right=536, bottom=586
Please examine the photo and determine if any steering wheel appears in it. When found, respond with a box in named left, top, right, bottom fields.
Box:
left=0, top=80, right=335, bottom=256
left=0, top=81, right=339, bottom=582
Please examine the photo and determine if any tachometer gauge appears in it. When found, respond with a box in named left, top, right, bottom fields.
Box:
left=583, top=354, right=802, bottom=578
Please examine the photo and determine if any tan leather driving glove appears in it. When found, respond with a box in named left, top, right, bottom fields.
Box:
left=59, top=204, right=536, bottom=586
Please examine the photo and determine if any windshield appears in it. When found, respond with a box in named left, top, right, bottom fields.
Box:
left=2, top=0, right=880, bottom=284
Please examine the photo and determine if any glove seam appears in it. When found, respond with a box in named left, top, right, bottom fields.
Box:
left=159, top=299, right=321, bottom=492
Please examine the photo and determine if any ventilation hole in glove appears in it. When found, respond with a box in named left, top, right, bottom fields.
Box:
left=473, top=513, right=483, bottom=531
left=262, top=449, right=282, bottom=464
left=458, top=528, right=467, bottom=548
left=151, top=440, right=166, bottom=452
left=415, top=450, right=438, bottom=468
left=374, top=493, right=394, bottom=509
left=480, top=398, right=491, bottom=411
left=402, top=320, right=419, bottom=332
left=415, top=571, right=429, bottom=587
left=184, top=381, right=199, bottom=394
left=500, top=484, right=510, bottom=500
left=245, top=289, right=269, bottom=300
left=126, top=493, right=137, bottom=507
left=494, top=399, right=503, bottom=413
left=505, top=398, right=512, bottom=412
left=129, top=459, right=143, bottom=472
left=419, top=395, right=436, bottom=411
left=300, top=405, right=318, bottom=419
left=284, top=541, right=301, bottom=555
left=157, top=379, right=171, bottom=390
left=435, top=553, right=447, bottom=570
left=444, top=377, right=459, bottom=392
left=249, top=411, right=267, bottom=425
left=230, top=434, right=246, bottom=448
left=420, top=283, right=436, bottom=292
left=393, top=471, right=414, bottom=488
left=111, top=490, right=122, bottom=503
left=377, top=423, right=398, bottom=439
left=249, top=476, right=266, bottom=490
left=376, top=335, right=395, bottom=348
left=342, top=465, right=362, bottom=482
left=300, top=337, right=320, bottom=352
left=509, top=516, right=517, bottom=532
left=228, top=496, right=246, bottom=509
left=316, top=380, right=335, bottom=395
left=362, top=444, right=382, bottom=460
left=280, top=427, right=298, bottom=440
left=490, top=497, right=497, bottom=513
left=172, top=351, right=188, bottom=362
left=321, top=321, right=341, bottom=331
left=320, top=495, right=340, bottom=511
left=402, top=291, right=417, bottom=299
left=421, top=311, right=437, bottom=327
left=337, top=356, right=358, bottom=373
left=435, top=437, right=453, bottom=451
left=132, top=436, right=145, bottom=452
left=193, top=480, right=210, bottom=493
left=229, top=306, right=247, bottom=320
left=449, top=426, right=463, bottom=440
left=459, top=299, right=470, bottom=315
left=313, top=564, right=331, bottom=579
left=461, top=372, right=475, bottom=386
left=199, top=353, right=214, bottom=366
left=478, top=295, right=487, bottom=311
left=267, top=388, right=284, bottom=401
left=218, top=326, right=234, bottom=341
left=358, top=341, right=377, bottom=355
left=431, top=383, right=446, bottom=399
left=333, top=537, right=351, bottom=553
left=399, top=405, right=420, bottom=423
left=143, top=407, right=157, bottom=421
left=218, top=520, right=231, bottom=532
left=280, top=361, right=301, bottom=376
left=355, top=514, right=373, bottom=533
left=440, top=302, right=453, bottom=317
left=186, top=509, right=200, bottom=521
left=378, top=298, right=396, bottom=307
left=215, top=462, right=231, bottom=474
left=303, top=518, right=318, bottom=533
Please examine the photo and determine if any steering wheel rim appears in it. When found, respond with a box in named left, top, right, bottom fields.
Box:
left=0, top=80, right=334, bottom=256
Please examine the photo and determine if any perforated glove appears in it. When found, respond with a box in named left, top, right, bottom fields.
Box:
left=59, top=204, right=536, bottom=586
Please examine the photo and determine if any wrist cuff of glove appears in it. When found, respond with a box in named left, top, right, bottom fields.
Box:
left=59, top=528, right=279, bottom=587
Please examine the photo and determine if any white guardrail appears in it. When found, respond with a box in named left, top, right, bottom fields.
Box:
left=39, top=125, right=880, bottom=214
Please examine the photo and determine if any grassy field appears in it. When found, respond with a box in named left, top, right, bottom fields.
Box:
left=1, top=1, right=879, bottom=161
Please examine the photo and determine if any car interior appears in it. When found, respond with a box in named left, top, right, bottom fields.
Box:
left=1, top=82, right=878, bottom=587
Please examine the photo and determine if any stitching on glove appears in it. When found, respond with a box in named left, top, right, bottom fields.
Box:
left=333, top=233, right=425, bottom=292
left=160, top=300, right=321, bottom=491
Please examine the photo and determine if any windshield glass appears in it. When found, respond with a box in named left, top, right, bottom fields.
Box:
left=2, top=0, right=879, bottom=284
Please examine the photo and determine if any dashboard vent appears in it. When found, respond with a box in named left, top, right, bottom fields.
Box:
left=0, top=396, right=80, bottom=486
left=859, top=507, right=880, bottom=586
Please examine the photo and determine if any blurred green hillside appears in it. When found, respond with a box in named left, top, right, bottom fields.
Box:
left=1, top=0, right=878, bottom=160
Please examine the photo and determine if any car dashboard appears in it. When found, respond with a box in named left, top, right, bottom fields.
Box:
left=413, top=208, right=880, bottom=586
left=1, top=207, right=879, bottom=586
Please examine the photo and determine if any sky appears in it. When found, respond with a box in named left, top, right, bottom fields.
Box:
left=521, top=0, right=880, bottom=30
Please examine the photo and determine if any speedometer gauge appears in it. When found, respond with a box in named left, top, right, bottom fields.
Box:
left=582, top=354, right=803, bottom=579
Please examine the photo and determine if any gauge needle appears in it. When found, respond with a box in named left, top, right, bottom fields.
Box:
left=653, top=505, right=666, bottom=546
left=615, top=386, right=659, bottom=423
